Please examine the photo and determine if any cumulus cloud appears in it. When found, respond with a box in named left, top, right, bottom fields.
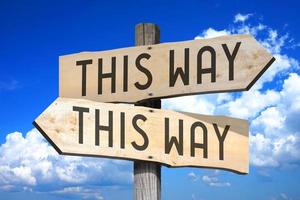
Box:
left=221, top=90, right=280, bottom=119
left=252, top=107, right=285, bottom=134
left=0, top=129, right=132, bottom=196
left=250, top=73, right=300, bottom=167
left=251, top=133, right=299, bottom=167
left=164, top=13, right=300, bottom=169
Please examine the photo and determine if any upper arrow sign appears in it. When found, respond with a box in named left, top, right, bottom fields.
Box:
left=60, top=34, right=275, bottom=103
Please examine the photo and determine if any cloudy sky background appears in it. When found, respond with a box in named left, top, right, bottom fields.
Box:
left=1, top=1, right=300, bottom=200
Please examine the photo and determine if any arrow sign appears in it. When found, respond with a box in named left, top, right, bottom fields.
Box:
left=60, top=34, right=275, bottom=103
left=33, top=97, right=249, bottom=174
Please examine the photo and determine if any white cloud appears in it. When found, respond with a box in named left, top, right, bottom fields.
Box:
left=163, top=95, right=216, bottom=115
left=202, top=175, right=230, bottom=187
left=216, top=93, right=232, bottom=104
left=187, top=172, right=198, bottom=181
left=262, top=30, right=289, bottom=54
left=221, top=89, right=280, bottom=119
left=249, top=73, right=300, bottom=167
left=0, top=129, right=132, bottom=195
left=52, top=186, right=104, bottom=200
left=195, top=28, right=230, bottom=39
left=280, top=73, right=300, bottom=112
left=270, top=192, right=294, bottom=200
left=252, top=107, right=285, bottom=135
left=234, top=23, right=266, bottom=36
left=234, top=13, right=252, bottom=23
left=188, top=170, right=230, bottom=187
left=280, top=193, right=289, bottom=200
left=250, top=133, right=279, bottom=167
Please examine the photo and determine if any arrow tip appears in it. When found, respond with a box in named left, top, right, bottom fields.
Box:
left=32, top=121, right=63, bottom=155
left=246, top=57, right=276, bottom=90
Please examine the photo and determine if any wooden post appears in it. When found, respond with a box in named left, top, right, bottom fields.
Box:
left=134, top=23, right=161, bottom=200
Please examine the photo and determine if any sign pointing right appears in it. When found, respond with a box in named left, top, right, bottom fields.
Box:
left=60, top=34, right=275, bottom=103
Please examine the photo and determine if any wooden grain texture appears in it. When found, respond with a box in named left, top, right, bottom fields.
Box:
left=33, top=97, right=249, bottom=174
left=134, top=161, right=161, bottom=200
left=134, top=23, right=161, bottom=200
left=59, top=34, right=275, bottom=103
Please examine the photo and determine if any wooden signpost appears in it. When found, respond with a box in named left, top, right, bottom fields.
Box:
left=133, top=24, right=161, bottom=200
left=33, top=23, right=275, bottom=200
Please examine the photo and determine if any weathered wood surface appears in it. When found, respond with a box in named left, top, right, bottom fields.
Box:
left=134, top=162, right=161, bottom=200
left=134, top=23, right=161, bottom=200
left=59, top=34, right=275, bottom=103
left=33, top=97, right=249, bottom=174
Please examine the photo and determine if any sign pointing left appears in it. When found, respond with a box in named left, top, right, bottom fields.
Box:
left=33, top=97, right=249, bottom=174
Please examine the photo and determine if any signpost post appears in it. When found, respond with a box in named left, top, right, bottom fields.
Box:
left=33, top=23, right=275, bottom=200
left=134, top=23, right=161, bottom=200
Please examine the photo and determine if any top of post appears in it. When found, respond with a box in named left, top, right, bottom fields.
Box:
left=135, top=23, right=160, bottom=46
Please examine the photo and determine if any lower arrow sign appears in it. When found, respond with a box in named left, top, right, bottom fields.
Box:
left=33, top=97, right=249, bottom=174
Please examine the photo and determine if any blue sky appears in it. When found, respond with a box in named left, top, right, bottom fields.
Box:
left=1, top=0, right=300, bottom=200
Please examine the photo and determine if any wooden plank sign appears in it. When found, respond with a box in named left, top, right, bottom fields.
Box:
left=60, top=34, right=275, bottom=103
left=33, top=97, right=249, bottom=174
